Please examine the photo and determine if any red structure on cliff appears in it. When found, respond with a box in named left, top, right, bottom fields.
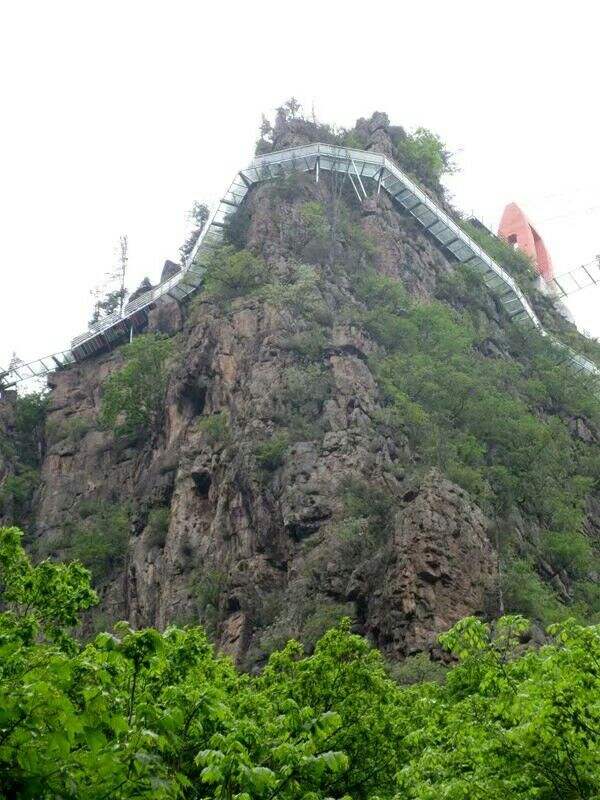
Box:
left=498, top=202, right=554, bottom=282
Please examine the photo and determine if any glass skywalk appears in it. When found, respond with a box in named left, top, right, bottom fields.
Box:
left=2, top=143, right=599, bottom=389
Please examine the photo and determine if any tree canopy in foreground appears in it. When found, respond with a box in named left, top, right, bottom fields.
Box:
left=0, top=526, right=598, bottom=799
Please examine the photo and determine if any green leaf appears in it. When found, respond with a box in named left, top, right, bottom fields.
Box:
left=84, top=727, right=106, bottom=754
left=201, top=764, right=224, bottom=784
left=318, top=750, right=349, bottom=774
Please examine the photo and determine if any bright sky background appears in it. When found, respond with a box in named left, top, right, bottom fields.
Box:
left=1, top=0, right=599, bottom=371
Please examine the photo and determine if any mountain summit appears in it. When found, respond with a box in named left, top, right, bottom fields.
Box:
left=2, top=105, right=600, bottom=668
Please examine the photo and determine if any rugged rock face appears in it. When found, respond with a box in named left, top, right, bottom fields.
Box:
left=25, top=138, right=501, bottom=667
left=12, top=108, right=596, bottom=667
left=355, top=473, right=497, bottom=658
left=0, top=393, right=16, bottom=495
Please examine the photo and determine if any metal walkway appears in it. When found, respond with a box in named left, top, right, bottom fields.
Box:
left=2, top=143, right=599, bottom=389
left=551, top=260, right=600, bottom=298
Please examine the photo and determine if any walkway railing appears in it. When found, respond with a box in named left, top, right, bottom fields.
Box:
left=551, top=260, right=600, bottom=298
left=2, top=143, right=599, bottom=389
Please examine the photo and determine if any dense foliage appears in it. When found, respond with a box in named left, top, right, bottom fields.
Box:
left=100, top=333, right=174, bottom=437
left=367, top=285, right=600, bottom=622
left=0, top=392, right=47, bottom=526
left=376, top=301, right=598, bottom=523
left=393, top=127, right=455, bottom=192
left=56, top=499, right=131, bottom=583
left=1, top=527, right=599, bottom=799
left=201, top=246, right=271, bottom=301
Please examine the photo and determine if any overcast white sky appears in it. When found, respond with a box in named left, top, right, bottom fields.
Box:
left=1, top=0, right=599, bottom=370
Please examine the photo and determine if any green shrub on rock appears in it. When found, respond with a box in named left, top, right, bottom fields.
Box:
left=46, top=415, right=92, bottom=446
left=254, top=433, right=288, bottom=472
left=146, top=506, right=170, bottom=549
left=394, top=126, right=455, bottom=191
left=501, top=559, right=567, bottom=625
left=389, top=652, right=448, bottom=685
left=0, top=468, right=39, bottom=526
left=197, top=410, right=231, bottom=446
left=100, top=333, right=173, bottom=437
left=12, top=392, right=48, bottom=466
left=61, top=500, right=131, bottom=583
left=202, top=246, right=271, bottom=301
left=541, top=529, right=595, bottom=580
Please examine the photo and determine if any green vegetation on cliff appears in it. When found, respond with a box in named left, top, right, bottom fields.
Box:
left=0, top=392, right=47, bottom=527
left=1, top=527, right=599, bottom=799
left=360, top=273, right=600, bottom=622
left=58, top=499, right=131, bottom=582
left=72, top=116, right=600, bottom=639
left=229, top=176, right=600, bottom=628
left=375, top=301, right=598, bottom=527
left=100, top=333, right=174, bottom=437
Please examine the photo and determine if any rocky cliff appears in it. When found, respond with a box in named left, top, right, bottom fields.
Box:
left=0, top=397, right=16, bottom=498
left=2, top=107, right=599, bottom=667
